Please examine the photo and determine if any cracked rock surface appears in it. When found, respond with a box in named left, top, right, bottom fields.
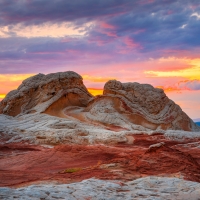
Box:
left=1, top=177, right=200, bottom=200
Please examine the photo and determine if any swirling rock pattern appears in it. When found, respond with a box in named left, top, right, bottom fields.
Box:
left=0, top=72, right=198, bottom=132
left=0, top=71, right=200, bottom=199
left=0, top=71, right=93, bottom=116
left=100, top=80, right=199, bottom=131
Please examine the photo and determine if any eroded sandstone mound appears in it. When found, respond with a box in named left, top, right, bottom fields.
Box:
left=100, top=80, right=198, bottom=131
left=80, top=80, right=199, bottom=132
left=0, top=71, right=93, bottom=117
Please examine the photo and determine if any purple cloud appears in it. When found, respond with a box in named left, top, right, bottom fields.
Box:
left=178, top=80, right=200, bottom=90
left=0, top=0, right=200, bottom=75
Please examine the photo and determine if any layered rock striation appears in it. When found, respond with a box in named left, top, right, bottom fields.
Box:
left=101, top=80, right=198, bottom=131
left=0, top=71, right=93, bottom=117
left=0, top=71, right=199, bottom=135
left=83, top=80, right=199, bottom=132
left=1, top=71, right=200, bottom=199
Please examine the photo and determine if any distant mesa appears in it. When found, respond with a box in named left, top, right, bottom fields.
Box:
left=0, top=71, right=199, bottom=132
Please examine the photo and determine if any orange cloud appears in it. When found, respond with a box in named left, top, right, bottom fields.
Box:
left=156, top=79, right=200, bottom=93
left=177, top=79, right=200, bottom=90
left=156, top=86, right=180, bottom=92
left=144, top=57, right=200, bottom=79
left=144, top=57, right=193, bottom=72
left=82, top=75, right=115, bottom=83
left=0, top=74, right=34, bottom=99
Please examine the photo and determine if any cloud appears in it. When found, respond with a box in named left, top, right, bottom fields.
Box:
left=0, top=22, right=94, bottom=38
left=123, top=37, right=142, bottom=49
left=155, top=79, right=200, bottom=93
left=0, top=0, right=200, bottom=117
left=144, top=57, right=200, bottom=80
left=191, top=12, right=200, bottom=20
left=180, top=24, right=187, bottom=29
left=0, top=0, right=200, bottom=79
left=0, top=0, right=133, bottom=26
left=178, top=80, right=200, bottom=90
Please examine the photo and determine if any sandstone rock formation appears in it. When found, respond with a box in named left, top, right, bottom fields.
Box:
left=101, top=80, right=198, bottom=131
left=0, top=71, right=200, bottom=199
left=0, top=71, right=199, bottom=132
left=64, top=79, right=199, bottom=132
left=0, top=71, right=93, bottom=117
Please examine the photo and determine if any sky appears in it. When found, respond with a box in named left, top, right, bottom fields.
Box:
left=0, top=0, right=200, bottom=119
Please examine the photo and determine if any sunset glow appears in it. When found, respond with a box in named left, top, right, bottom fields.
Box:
left=88, top=88, right=103, bottom=96
left=0, top=0, right=200, bottom=119
left=0, top=94, right=5, bottom=99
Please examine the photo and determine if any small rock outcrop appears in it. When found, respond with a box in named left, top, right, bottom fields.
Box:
left=0, top=71, right=93, bottom=116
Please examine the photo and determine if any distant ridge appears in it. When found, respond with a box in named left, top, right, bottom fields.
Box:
left=193, top=118, right=200, bottom=122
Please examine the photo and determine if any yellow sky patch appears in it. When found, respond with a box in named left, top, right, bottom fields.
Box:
left=88, top=88, right=103, bottom=96
left=0, top=94, right=5, bottom=99
left=0, top=74, right=34, bottom=96
left=156, top=86, right=180, bottom=92
left=145, top=57, right=200, bottom=79
left=82, top=75, right=115, bottom=83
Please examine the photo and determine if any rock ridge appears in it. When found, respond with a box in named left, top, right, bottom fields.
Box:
left=0, top=71, right=199, bottom=132
left=0, top=71, right=93, bottom=116
left=81, top=80, right=199, bottom=132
